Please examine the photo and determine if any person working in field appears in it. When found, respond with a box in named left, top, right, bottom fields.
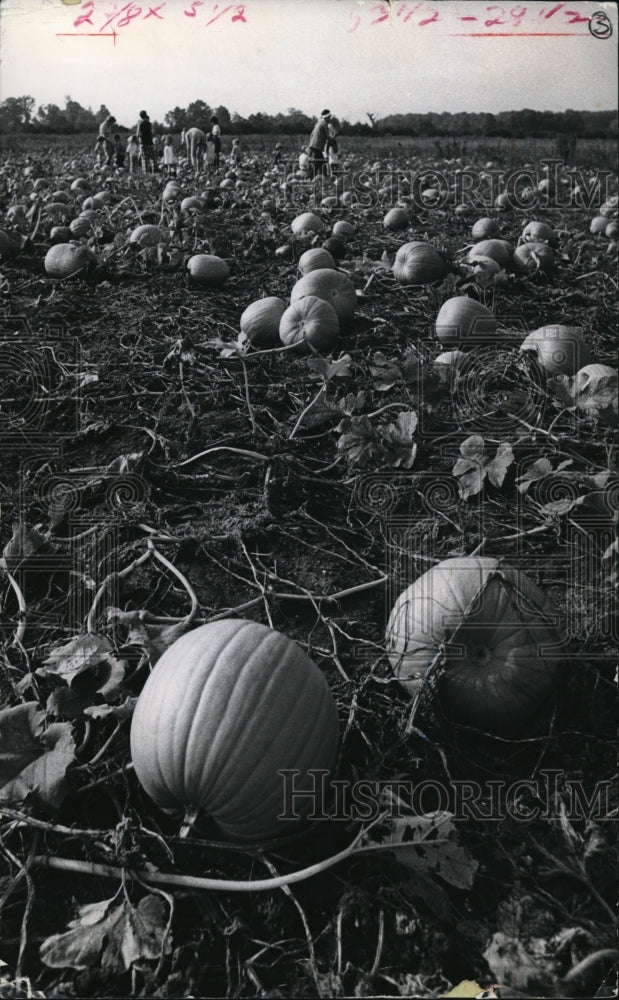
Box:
left=137, top=110, right=156, bottom=173
left=93, top=135, right=107, bottom=168
left=209, top=115, right=222, bottom=168
left=185, top=127, right=207, bottom=174
left=308, top=109, right=332, bottom=177
left=98, top=114, right=117, bottom=166
left=126, top=134, right=140, bottom=173
left=163, top=135, right=177, bottom=176
left=230, top=138, right=243, bottom=167
left=326, top=119, right=340, bottom=176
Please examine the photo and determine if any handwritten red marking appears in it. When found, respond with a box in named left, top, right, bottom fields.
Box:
left=57, top=31, right=117, bottom=44
left=144, top=3, right=165, bottom=18
left=184, top=0, right=203, bottom=14
left=544, top=2, right=565, bottom=17
left=73, top=1, right=95, bottom=26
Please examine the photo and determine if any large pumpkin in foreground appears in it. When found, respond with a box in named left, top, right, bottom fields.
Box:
left=386, top=557, right=563, bottom=734
left=130, top=619, right=340, bottom=840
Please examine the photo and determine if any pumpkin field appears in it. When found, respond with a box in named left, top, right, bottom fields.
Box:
left=0, top=134, right=617, bottom=998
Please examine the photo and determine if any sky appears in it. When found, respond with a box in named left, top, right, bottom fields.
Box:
left=0, top=0, right=617, bottom=127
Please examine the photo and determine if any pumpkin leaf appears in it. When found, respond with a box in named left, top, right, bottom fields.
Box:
left=377, top=813, right=478, bottom=889
left=306, top=353, right=353, bottom=382
left=371, top=348, right=420, bottom=391
left=40, top=894, right=171, bottom=974
left=482, top=933, right=551, bottom=994
left=37, top=634, right=124, bottom=690
left=453, top=436, right=514, bottom=498
left=0, top=703, right=75, bottom=812
left=84, top=696, right=137, bottom=721
left=486, top=442, right=515, bottom=487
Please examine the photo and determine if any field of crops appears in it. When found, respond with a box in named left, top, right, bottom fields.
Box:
left=0, top=134, right=617, bottom=999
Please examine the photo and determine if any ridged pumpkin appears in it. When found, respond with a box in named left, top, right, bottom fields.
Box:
left=383, top=207, right=409, bottom=231
left=298, top=247, right=335, bottom=275
left=332, top=220, right=355, bottom=241
left=291, top=212, right=324, bottom=236
left=44, top=243, right=94, bottom=279
left=520, top=325, right=592, bottom=376
left=471, top=218, right=500, bottom=239
left=240, top=296, right=287, bottom=346
left=130, top=619, right=340, bottom=840
left=512, top=242, right=555, bottom=274
left=279, top=295, right=340, bottom=352
left=435, top=296, right=497, bottom=346
left=290, top=268, right=356, bottom=323
left=386, top=557, right=563, bottom=734
left=187, top=254, right=230, bottom=286
left=392, top=242, right=448, bottom=285
left=466, top=239, right=514, bottom=268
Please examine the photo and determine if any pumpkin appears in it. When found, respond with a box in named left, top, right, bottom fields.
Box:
left=520, top=325, right=592, bottom=376
left=291, top=212, right=324, bottom=236
left=181, top=196, right=205, bottom=214
left=521, top=221, right=556, bottom=244
left=332, top=220, right=355, bottom=241
left=434, top=349, right=467, bottom=369
left=290, top=268, right=356, bottom=323
left=298, top=247, right=335, bottom=275
left=69, top=217, right=94, bottom=238
left=187, top=254, right=230, bottom=286
left=240, top=297, right=287, bottom=347
left=130, top=619, right=340, bottom=840
left=570, top=364, right=618, bottom=423
left=494, top=192, right=513, bottom=211
left=590, top=216, right=608, bottom=234
left=44, top=243, right=94, bottom=279
left=322, top=236, right=346, bottom=260
left=512, top=242, right=556, bottom=274
left=279, top=295, right=340, bottom=352
left=129, top=224, right=167, bottom=247
left=606, top=221, right=619, bottom=239
left=386, top=557, right=563, bottom=734
left=435, top=297, right=497, bottom=346
left=466, top=239, right=514, bottom=268
left=383, top=207, right=409, bottom=232
left=49, top=226, right=72, bottom=244
left=70, top=178, right=89, bottom=192
left=471, top=219, right=501, bottom=240
left=392, top=242, right=448, bottom=285
left=45, top=202, right=72, bottom=222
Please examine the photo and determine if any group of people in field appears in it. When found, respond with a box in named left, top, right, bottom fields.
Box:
left=93, top=108, right=341, bottom=178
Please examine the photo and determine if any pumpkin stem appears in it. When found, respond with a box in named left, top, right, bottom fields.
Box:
left=179, top=807, right=200, bottom=839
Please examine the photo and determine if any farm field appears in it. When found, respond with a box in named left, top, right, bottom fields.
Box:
left=0, top=134, right=617, bottom=999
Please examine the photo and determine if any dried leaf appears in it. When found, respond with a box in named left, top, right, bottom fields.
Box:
left=440, top=982, right=483, bottom=998
left=379, top=813, right=478, bottom=889
left=486, top=442, right=515, bottom=487
left=0, top=703, right=75, bottom=812
left=125, top=620, right=191, bottom=667
left=0, top=521, right=47, bottom=570
left=38, top=634, right=123, bottom=690
left=40, top=894, right=171, bottom=974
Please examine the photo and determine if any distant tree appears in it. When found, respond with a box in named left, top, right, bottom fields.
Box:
left=64, top=96, right=97, bottom=131
left=35, top=103, right=70, bottom=132
left=186, top=100, right=211, bottom=127
left=0, top=95, right=35, bottom=132
left=214, top=106, right=232, bottom=131
left=164, top=106, right=189, bottom=132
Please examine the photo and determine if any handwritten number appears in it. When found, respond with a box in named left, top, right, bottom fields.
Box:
left=485, top=5, right=507, bottom=27
left=419, top=7, right=439, bottom=24
left=347, top=7, right=361, bottom=31
left=564, top=9, right=588, bottom=23
left=74, top=1, right=95, bottom=27
left=231, top=4, right=246, bottom=21
left=510, top=5, right=526, bottom=26
left=184, top=0, right=202, bottom=14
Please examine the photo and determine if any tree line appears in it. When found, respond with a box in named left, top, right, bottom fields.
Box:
left=0, top=95, right=616, bottom=140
